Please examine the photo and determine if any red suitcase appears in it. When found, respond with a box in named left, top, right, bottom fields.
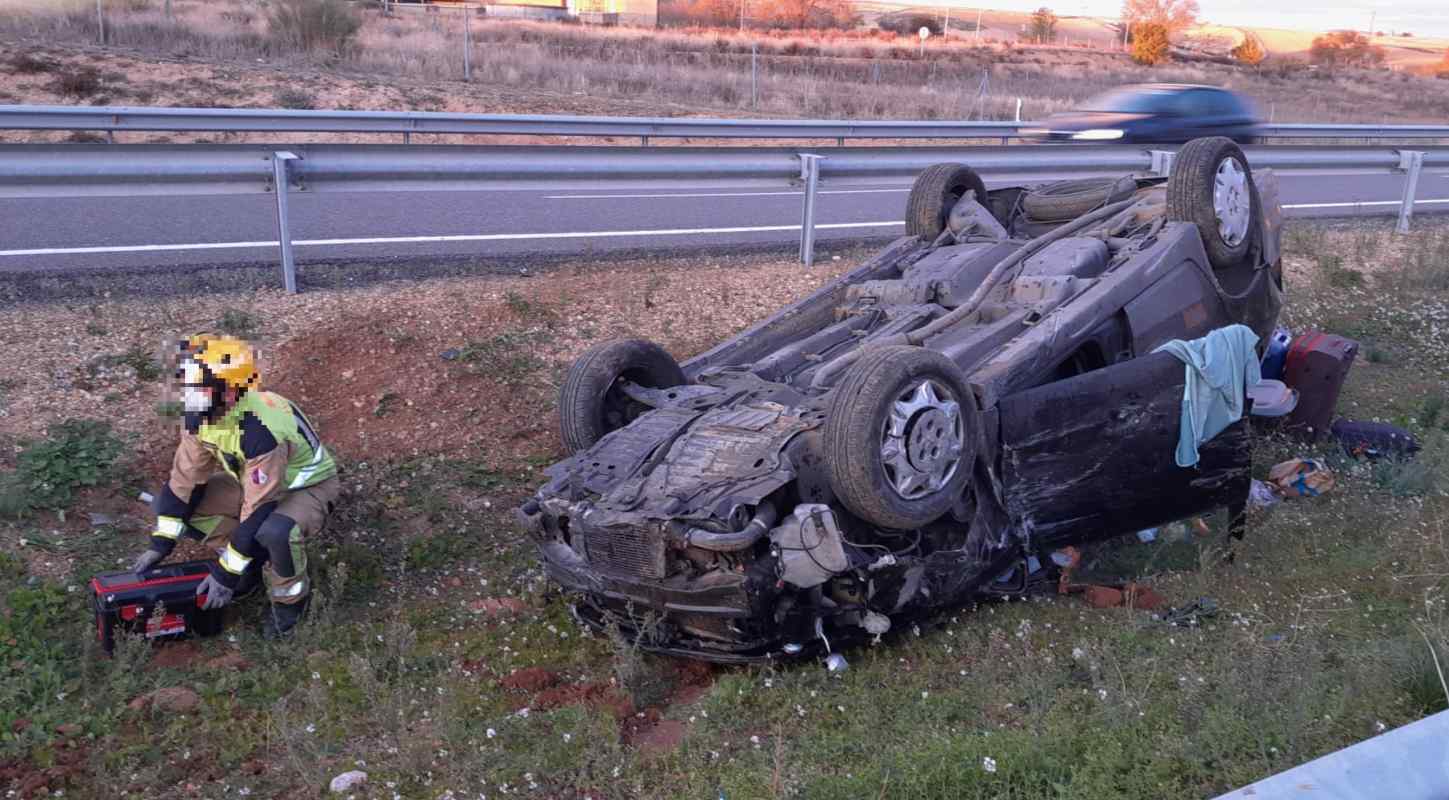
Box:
left=1282, top=331, right=1358, bottom=441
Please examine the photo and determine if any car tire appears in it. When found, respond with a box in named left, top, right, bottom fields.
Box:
left=1021, top=176, right=1138, bottom=222
left=905, top=163, right=987, bottom=242
left=824, top=346, right=979, bottom=530
left=1167, top=137, right=1259, bottom=270
left=558, top=339, right=685, bottom=454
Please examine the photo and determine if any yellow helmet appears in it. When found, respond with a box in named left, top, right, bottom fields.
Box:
left=180, top=334, right=260, bottom=393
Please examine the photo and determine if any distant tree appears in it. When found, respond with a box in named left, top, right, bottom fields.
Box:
left=1130, top=21, right=1171, bottom=65
left=1121, top=0, right=1198, bottom=36
left=1230, top=35, right=1265, bottom=66
left=1309, top=30, right=1387, bottom=68
left=759, top=0, right=855, bottom=29
left=1028, top=7, right=1058, bottom=43
left=878, top=12, right=940, bottom=36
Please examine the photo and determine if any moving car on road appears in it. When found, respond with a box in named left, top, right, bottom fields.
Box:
left=520, top=137, right=1284, bottom=662
left=1021, top=84, right=1260, bottom=144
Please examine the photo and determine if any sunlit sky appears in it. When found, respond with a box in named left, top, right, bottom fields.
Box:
left=924, top=1, right=1448, bottom=38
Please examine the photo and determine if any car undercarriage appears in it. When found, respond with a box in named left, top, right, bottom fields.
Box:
left=519, top=136, right=1284, bottom=663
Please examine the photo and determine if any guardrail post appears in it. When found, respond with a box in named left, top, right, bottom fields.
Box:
left=461, top=6, right=472, bottom=82
left=1150, top=150, right=1175, bottom=177
left=1395, top=150, right=1424, bottom=234
left=271, top=151, right=302, bottom=294
left=798, top=153, right=823, bottom=267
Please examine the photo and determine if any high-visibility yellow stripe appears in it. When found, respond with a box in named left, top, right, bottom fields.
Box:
left=288, top=445, right=329, bottom=489
left=219, top=544, right=253, bottom=575
left=154, top=516, right=185, bottom=539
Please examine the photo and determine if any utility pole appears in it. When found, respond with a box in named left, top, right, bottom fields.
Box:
left=974, top=8, right=982, bottom=44
left=943, top=7, right=949, bottom=37
left=739, top=0, right=745, bottom=31
left=1367, top=5, right=1377, bottom=35
left=95, top=0, right=104, bottom=44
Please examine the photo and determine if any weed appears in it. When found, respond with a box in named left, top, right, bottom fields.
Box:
left=53, top=66, right=103, bottom=96
left=1397, top=639, right=1449, bottom=716
left=1370, top=433, right=1448, bottom=497
left=1318, top=254, right=1364, bottom=288
left=97, top=344, right=163, bottom=382
left=8, top=52, right=54, bottom=74
left=373, top=391, right=399, bottom=418
left=84, top=320, right=108, bottom=336
left=0, top=419, right=125, bottom=518
left=154, top=399, right=183, bottom=418
left=605, top=613, right=673, bottom=710
left=216, top=308, right=260, bottom=337
left=503, top=291, right=558, bottom=324
left=267, top=0, right=361, bottom=53
left=404, top=528, right=472, bottom=570
left=458, top=331, right=548, bottom=385
left=272, top=87, right=316, bottom=109
left=1365, top=342, right=1392, bottom=364
left=66, top=131, right=107, bottom=143
left=1423, top=394, right=1449, bottom=432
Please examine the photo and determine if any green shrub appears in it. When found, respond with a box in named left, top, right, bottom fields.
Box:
left=0, top=419, right=125, bottom=518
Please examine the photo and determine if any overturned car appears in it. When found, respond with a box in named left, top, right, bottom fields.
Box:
left=520, top=137, right=1284, bottom=662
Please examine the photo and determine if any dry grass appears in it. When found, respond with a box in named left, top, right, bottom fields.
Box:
left=3, top=0, right=1449, bottom=132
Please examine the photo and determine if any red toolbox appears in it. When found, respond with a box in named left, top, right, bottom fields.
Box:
left=91, top=560, right=225, bottom=652
left=1282, top=331, right=1359, bottom=440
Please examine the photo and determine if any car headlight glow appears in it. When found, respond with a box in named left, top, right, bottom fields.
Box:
left=1071, top=129, right=1126, bottom=141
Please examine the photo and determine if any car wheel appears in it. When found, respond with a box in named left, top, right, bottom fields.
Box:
left=558, top=339, right=685, bottom=454
left=824, top=346, right=979, bottom=530
left=1021, top=176, right=1138, bottom=222
left=905, top=163, right=987, bottom=242
left=1167, top=137, right=1259, bottom=270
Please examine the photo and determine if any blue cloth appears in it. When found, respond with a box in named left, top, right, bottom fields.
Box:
left=1153, top=324, right=1262, bottom=468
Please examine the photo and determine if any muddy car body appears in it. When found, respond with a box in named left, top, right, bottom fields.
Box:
left=520, top=137, right=1284, bottom=662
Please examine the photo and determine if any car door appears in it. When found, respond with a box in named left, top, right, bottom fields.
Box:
left=995, top=350, right=1250, bottom=550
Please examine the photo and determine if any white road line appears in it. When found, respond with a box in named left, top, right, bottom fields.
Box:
left=0, top=220, right=905, bottom=257
left=544, top=188, right=909, bottom=199
left=1282, top=198, right=1449, bottom=209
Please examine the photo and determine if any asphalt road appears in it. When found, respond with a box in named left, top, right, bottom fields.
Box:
left=3, top=170, right=1447, bottom=273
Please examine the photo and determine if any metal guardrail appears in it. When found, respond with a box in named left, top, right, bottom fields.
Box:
left=0, top=141, right=1441, bottom=290
left=5, top=105, right=1449, bottom=144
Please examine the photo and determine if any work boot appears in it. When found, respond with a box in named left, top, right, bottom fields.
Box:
left=233, top=563, right=263, bottom=601
left=262, top=598, right=309, bottom=640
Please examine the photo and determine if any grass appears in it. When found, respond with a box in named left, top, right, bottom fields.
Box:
left=216, top=307, right=260, bottom=337
left=0, top=221, right=1448, bottom=797
left=4, top=1, right=1449, bottom=125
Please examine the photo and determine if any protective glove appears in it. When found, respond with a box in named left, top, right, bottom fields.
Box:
left=196, top=573, right=235, bottom=610
left=130, top=549, right=164, bottom=574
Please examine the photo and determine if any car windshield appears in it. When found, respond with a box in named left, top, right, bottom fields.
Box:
left=1077, top=87, right=1179, bottom=114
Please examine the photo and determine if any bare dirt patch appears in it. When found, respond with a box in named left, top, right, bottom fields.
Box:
left=0, top=251, right=856, bottom=470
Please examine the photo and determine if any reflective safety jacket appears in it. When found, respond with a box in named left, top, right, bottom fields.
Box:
left=150, top=391, right=336, bottom=554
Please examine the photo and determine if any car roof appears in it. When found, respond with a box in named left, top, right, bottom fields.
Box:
left=1129, top=83, right=1232, bottom=93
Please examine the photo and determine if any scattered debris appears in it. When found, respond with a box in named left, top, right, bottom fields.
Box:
left=1268, top=458, right=1334, bottom=498
left=1161, top=597, right=1219, bottom=627
left=1249, top=479, right=1283, bottom=510
left=329, top=770, right=368, bottom=794
left=1330, top=419, right=1421, bottom=461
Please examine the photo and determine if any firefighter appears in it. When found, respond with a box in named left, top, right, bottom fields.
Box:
left=128, top=334, right=340, bottom=639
